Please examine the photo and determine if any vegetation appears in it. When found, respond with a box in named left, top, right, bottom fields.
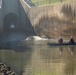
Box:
left=31, top=0, right=66, bottom=6
left=34, top=4, right=76, bottom=39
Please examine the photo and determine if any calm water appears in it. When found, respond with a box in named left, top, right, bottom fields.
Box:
left=0, top=41, right=76, bottom=75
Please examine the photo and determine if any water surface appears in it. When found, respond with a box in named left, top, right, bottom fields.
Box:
left=0, top=41, right=76, bottom=75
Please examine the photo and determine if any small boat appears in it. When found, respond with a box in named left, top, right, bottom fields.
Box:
left=47, top=42, right=76, bottom=46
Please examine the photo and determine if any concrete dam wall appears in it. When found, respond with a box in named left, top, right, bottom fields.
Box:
left=0, top=0, right=36, bottom=41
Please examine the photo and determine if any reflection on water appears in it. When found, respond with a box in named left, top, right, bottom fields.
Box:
left=68, top=46, right=75, bottom=55
left=59, top=46, right=63, bottom=55
left=0, top=41, right=76, bottom=75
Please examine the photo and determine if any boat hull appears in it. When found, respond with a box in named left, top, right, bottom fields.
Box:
left=47, top=42, right=76, bottom=46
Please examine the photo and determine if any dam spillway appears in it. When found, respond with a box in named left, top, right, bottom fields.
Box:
left=0, top=0, right=36, bottom=42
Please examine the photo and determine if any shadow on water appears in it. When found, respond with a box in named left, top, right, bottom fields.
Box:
left=0, top=41, right=33, bottom=52
left=0, top=40, right=34, bottom=75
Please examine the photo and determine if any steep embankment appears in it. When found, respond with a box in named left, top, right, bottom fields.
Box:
left=28, top=0, right=76, bottom=39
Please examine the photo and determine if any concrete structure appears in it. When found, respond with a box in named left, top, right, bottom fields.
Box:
left=21, top=0, right=76, bottom=39
left=0, top=0, right=36, bottom=41
left=0, top=0, right=76, bottom=41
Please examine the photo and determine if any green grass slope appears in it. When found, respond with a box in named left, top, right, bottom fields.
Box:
left=31, top=0, right=66, bottom=6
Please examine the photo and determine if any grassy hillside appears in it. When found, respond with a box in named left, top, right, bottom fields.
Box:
left=34, top=4, right=76, bottom=39
left=31, top=0, right=66, bottom=6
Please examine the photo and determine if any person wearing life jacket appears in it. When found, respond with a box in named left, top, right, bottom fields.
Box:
left=69, top=36, right=75, bottom=44
left=58, top=36, right=63, bottom=44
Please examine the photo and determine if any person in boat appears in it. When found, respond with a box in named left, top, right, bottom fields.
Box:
left=58, top=36, right=63, bottom=44
left=69, top=36, right=75, bottom=44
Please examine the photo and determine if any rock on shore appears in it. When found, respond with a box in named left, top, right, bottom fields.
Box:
left=0, top=63, right=15, bottom=75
